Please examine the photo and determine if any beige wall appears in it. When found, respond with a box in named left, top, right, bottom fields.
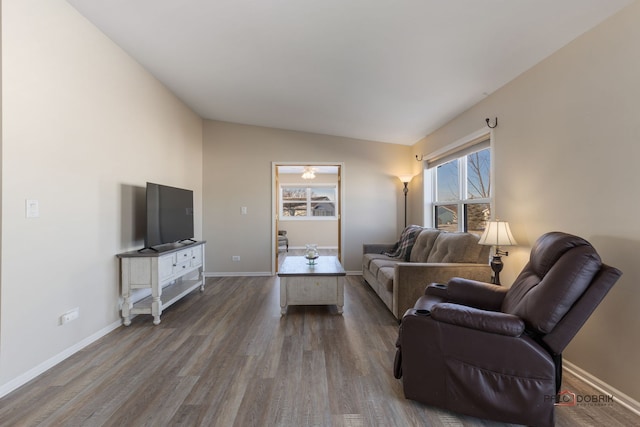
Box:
left=203, top=120, right=412, bottom=274
left=0, top=0, right=203, bottom=390
left=413, top=1, right=640, bottom=403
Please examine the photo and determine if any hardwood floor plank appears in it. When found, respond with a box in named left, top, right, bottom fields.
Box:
left=50, top=331, right=192, bottom=426
left=0, top=275, right=637, bottom=427
left=166, top=404, right=204, bottom=426
left=229, top=376, right=274, bottom=427
left=300, top=350, right=331, bottom=426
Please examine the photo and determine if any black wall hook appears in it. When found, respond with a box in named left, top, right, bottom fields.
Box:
left=486, top=117, right=498, bottom=128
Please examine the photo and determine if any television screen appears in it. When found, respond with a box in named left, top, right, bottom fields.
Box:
left=145, top=183, right=194, bottom=249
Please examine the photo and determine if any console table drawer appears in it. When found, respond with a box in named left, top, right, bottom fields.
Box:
left=176, top=248, right=192, bottom=263
left=172, top=259, right=191, bottom=275
left=190, top=248, right=203, bottom=267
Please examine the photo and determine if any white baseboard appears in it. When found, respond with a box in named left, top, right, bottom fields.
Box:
left=204, top=272, right=272, bottom=277
left=564, top=359, right=640, bottom=416
left=288, top=246, right=339, bottom=250
left=205, top=271, right=361, bottom=277
left=0, top=320, right=122, bottom=399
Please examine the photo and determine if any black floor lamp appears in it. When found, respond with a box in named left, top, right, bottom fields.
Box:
left=398, top=175, right=414, bottom=228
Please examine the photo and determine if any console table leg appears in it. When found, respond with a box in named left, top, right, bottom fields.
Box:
left=337, top=277, right=344, bottom=315
left=280, top=277, right=287, bottom=316
left=122, top=296, right=132, bottom=326
left=152, top=296, right=162, bottom=325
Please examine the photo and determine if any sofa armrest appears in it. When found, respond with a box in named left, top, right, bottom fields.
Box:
left=393, top=263, right=492, bottom=319
left=431, top=303, right=525, bottom=337
left=363, top=243, right=396, bottom=254
left=446, top=277, right=508, bottom=311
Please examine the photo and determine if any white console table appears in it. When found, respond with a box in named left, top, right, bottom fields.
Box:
left=117, top=241, right=206, bottom=325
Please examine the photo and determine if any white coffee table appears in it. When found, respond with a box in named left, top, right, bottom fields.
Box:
left=278, top=256, right=346, bottom=315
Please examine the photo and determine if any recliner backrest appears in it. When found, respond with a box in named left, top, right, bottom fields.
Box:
left=542, top=263, right=621, bottom=354
left=501, top=232, right=602, bottom=334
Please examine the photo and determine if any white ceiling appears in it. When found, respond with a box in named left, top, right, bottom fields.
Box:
left=66, top=0, right=631, bottom=145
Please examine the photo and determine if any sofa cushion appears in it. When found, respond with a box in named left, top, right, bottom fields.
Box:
left=409, top=229, right=441, bottom=262
left=377, top=267, right=395, bottom=292
left=369, top=259, right=401, bottom=277
left=427, top=232, right=485, bottom=263
left=363, top=253, right=396, bottom=270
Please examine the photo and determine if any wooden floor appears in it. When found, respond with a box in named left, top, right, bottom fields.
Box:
left=0, top=275, right=638, bottom=426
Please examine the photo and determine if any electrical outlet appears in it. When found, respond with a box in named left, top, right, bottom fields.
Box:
left=60, top=307, right=80, bottom=325
left=232, top=256, right=240, bottom=261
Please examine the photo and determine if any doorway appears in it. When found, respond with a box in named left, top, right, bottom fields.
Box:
left=271, top=162, right=344, bottom=274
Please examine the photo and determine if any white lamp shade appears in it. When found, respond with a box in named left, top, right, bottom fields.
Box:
left=398, top=174, right=414, bottom=183
left=479, top=221, right=517, bottom=246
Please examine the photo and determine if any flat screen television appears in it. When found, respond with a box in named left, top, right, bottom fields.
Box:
left=144, top=182, right=194, bottom=249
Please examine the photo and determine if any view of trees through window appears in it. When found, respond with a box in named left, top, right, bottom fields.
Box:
left=434, top=148, right=490, bottom=235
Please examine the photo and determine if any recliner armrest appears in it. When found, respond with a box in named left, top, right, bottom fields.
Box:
left=425, top=283, right=448, bottom=298
left=447, top=277, right=508, bottom=311
left=431, top=303, right=525, bottom=337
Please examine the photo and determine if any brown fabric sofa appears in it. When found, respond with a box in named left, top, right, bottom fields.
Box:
left=362, top=228, right=491, bottom=319
left=394, top=231, right=622, bottom=426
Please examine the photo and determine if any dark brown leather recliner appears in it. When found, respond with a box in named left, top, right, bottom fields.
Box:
left=394, top=232, right=621, bottom=426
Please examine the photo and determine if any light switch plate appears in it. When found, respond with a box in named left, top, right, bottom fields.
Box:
left=26, top=199, right=39, bottom=218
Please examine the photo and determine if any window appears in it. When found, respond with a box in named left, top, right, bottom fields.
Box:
left=428, top=138, right=491, bottom=236
left=280, top=185, right=337, bottom=219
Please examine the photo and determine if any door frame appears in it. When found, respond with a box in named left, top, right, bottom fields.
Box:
left=271, top=161, right=344, bottom=274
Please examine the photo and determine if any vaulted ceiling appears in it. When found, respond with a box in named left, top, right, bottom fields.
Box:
left=67, top=0, right=632, bottom=145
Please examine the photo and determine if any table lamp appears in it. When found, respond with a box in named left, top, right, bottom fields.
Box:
left=478, top=220, right=517, bottom=285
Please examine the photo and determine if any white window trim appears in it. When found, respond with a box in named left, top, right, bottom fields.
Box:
left=424, top=128, right=491, bottom=167
left=280, top=183, right=338, bottom=221
left=423, top=128, right=494, bottom=229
